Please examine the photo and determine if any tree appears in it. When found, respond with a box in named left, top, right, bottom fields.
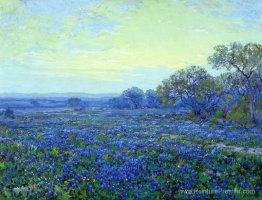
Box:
left=120, top=87, right=145, bottom=109
left=145, top=89, right=161, bottom=108
left=216, top=72, right=247, bottom=111
left=67, top=97, right=86, bottom=110
left=208, top=42, right=262, bottom=123
left=108, top=87, right=146, bottom=109
left=157, top=66, right=223, bottom=117
left=108, top=97, right=124, bottom=109
left=67, top=98, right=82, bottom=107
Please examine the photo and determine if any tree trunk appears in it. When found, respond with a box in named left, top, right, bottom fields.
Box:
left=247, top=80, right=257, bottom=124
left=249, top=96, right=256, bottom=123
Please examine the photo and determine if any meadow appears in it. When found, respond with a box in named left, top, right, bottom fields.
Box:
left=0, top=108, right=261, bottom=199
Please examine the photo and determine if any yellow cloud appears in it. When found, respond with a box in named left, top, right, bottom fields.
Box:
left=1, top=0, right=262, bottom=82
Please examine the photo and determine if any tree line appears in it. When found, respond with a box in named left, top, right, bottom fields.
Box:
left=109, top=42, right=262, bottom=124
left=109, top=88, right=162, bottom=109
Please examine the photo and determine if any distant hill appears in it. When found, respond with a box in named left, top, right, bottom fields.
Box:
left=0, top=93, right=120, bottom=99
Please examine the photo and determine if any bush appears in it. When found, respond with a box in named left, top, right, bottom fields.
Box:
left=211, top=109, right=228, bottom=124
left=185, top=111, right=200, bottom=122
left=50, top=147, right=60, bottom=158
left=214, top=110, right=224, bottom=118
left=211, top=116, right=219, bottom=124
left=227, top=97, right=251, bottom=125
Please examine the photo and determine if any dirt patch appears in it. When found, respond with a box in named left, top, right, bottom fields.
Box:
left=161, top=134, right=180, bottom=139
left=211, top=143, right=262, bottom=156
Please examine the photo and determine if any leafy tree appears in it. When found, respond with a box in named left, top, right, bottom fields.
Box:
left=216, top=72, right=246, bottom=111
left=208, top=42, right=262, bottom=123
left=67, top=97, right=87, bottom=110
left=157, top=66, right=223, bottom=117
left=195, top=78, right=224, bottom=116
left=145, top=89, right=161, bottom=108
left=67, top=98, right=82, bottom=107
left=108, top=97, right=124, bottom=109
left=120, top=87, right=145, bottom=109
left=108, top=87, right=146, bottom=109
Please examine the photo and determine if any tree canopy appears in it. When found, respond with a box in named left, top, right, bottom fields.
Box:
left=208, top=42, right=262, bottom=122
left=157, top=66, right=223, bottom=117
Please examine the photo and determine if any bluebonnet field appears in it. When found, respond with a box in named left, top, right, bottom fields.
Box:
left=0, top=42, right=262, bottom=199
left=0, top=107, right=261, bottom=199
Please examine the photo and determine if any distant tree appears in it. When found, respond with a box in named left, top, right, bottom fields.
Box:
left=145, top=89, right=161, bottom=108
left=67, top=98, right=82, bottom=107
left=157, top=66, right=223, bottom=117
left=109, top=87, right=146, bottom=109
left=108, top=97, right=124, bottom=109
left=208, top=42, right=262, bottom=123
left=67, top=97, right=86, bottom=110
left=120, top=87, right=145, bottom=109
left=4, top=107, right=15, bottom=119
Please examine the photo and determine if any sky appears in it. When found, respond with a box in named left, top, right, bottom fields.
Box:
left=0, top=0, right=262, bottom=94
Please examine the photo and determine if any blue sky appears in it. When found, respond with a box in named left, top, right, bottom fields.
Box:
left=0, top=0, right=262, bottom=94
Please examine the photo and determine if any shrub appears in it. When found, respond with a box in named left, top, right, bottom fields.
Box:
left=227, top=97, right=251, bottom=125
left=50, top=147, right=60, bottom=158
left=214, top=110, right=224, bottom=118
left=0, top=162, right=6, bottom=172
left=186, top=111, right=200, bottom=122
left=211, top=116, right=219, bottom=124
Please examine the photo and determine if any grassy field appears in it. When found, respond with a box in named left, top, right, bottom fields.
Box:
left=0, top=109, right=261, bottom=199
